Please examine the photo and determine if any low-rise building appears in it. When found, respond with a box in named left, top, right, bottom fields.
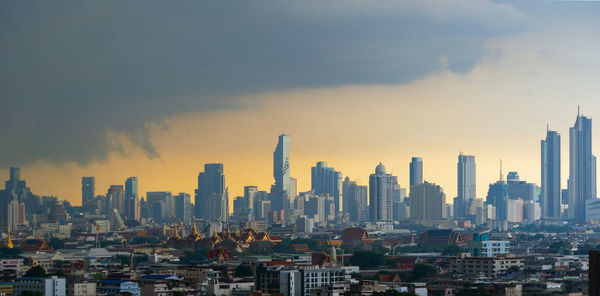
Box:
left=451, top=256, right=524, bottom=277
left=97, top=280, right=140, bottom=296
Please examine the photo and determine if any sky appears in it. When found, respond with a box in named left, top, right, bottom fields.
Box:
left=1, top=0, right=600, bottom=206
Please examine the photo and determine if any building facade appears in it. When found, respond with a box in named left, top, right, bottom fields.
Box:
left=568, top=112, right=596, bottom=221
left=369, top=163, right=395, bottom=222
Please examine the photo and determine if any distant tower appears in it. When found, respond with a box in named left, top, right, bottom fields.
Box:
left=311, top=161, right=342, bottom=213
left=125, top=177, right=140, bottom=221
left=195, top=164, right=228, bottom=221
left=82, top=177, right=95, bottom=213
left=456, top=154, right=476, bottom=218
left=568, top=110, right=595, bottom=222
left=409, top=157, right=423, bottom=187
left=369, top=163, right=394, bottom=222
left=541, top=128, right=561, bottom=220
left=271, top=134, right=291, bottom=219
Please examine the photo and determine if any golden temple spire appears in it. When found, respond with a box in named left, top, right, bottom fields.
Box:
left=191, top=218, right=200, bottom=236
left=6, top=227, right=14, bottom=249
left=172, top=225, right=181, bottom=240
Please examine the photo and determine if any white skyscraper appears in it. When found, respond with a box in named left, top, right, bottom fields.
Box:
left=369, top=163, right=394, bottom=222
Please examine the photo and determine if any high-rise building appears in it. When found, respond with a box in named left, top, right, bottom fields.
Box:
left=506, top=172, right=538, bottom=202
left=195, top=163, right=228, bottom=221
left=124, top=177, right=140, bottom=221
left=81, top=177, right=95, bottom=213
left=506, top=198, right=524, bottom=223
left=568, top=111, right=596, bottom=222
left=6, top=199, right=26, bottom=231
left=106, top=185, right=125, bottom=217
left=271, top=134, right=291, bottom=218
left=342, top=177, right=369, bottom=222
left=146, top=191, right=175, bottom=222
left=410, top=157, right=423, bottom=187
left=409, top=181, right=446, bottom=223
left=175, top=192, right=192, bottom=223
left=486, top=181, right=509, bottom=221
left=311, top=161, right=342, bottom=213
left=455, top=154, right=476, bottom=218
left=244, top=186, right=258, bottom=219
left=369, top=163, right=395, bottom=222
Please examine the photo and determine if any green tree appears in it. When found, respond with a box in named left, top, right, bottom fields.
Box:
left=0, top=247, right=22, bottom=259
left=350, top=250, right=384, bottom=269
left=234, top=264, right=254, bottom=277
left=180, top=250, right=207, bottom=264
left=441, top=245, right=464, bottom=256
left=24, top=266, right=47, bottom=278
left=410, top=264, right=436, bottom=281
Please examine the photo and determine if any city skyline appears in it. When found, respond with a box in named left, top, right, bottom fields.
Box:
left=1, top=1, right=599, bottom=210
left=1, top=109, right=596, bottom=209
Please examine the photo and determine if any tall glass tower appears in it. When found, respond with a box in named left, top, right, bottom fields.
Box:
left=456, top=154, right=476, bottom=218
left=271, top=134, right=291, bottom=216
left=568, top=111, right=595, bottom=222
left=541, top=129, right=561, bottom=220
left=409, top=157, right=423, bottom=187
left=311, top=161, right=342, bottom=213
left=195, top=163, right=227, bottom=221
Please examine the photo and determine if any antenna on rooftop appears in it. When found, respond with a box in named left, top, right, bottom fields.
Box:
left=499, top=159, right=503, bottom=182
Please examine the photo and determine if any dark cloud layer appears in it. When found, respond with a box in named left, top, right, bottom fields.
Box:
left=0, top=0, right=523, bottom=167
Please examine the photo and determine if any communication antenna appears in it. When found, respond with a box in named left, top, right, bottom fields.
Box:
left=499, top=159, right=503, bottom=182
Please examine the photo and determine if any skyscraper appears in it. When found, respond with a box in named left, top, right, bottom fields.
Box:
left=456, top=154, right=476, bottom=219
left=369, top=163, right=394, bottom=222
left=125, top=177, right=140, bottom=221
left=81, top=177, right=95, bottom=213
left=271, top=134, right=291, bottom=217
left=409, top=157, right=423, bottom=187
left=568, top=111, right=595, bottom=222
left=195, top=163, right=228, bottom=221
left=342, top=177, right=368, bottom=222
left=106, top=185, right=125, bottom=217
left=409, top=181, right=446, bottom=223
left=487, top=181, right=509, bottom=221
left=542, top=129, right=561, bottom=220
left=311, top=161, right=342, bottom=213
left=175, top=192, right=193, bottom=223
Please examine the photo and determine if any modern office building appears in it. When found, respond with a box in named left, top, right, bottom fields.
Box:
left=369, top=163, right=395, bottom=222
left=409, top=181, right=446, bottom=223
left=195, top=163, right=228, bottom=221
left=456, top=154, right=476, bottom=218
left=486, top=181, right=509, bottom=221
left=271, top=134, right=291, bottom=218
left=541, top=129, right=561, bottom=220
left=342, top=177, right=368, bottom=222
left=311, top=161, right=342, bottom=213
left=568, top=111, right=596, bottom=222
left=81, top=177, right=95, bottom=213
left=175, top=192, right=192, bottom=223
left=124, top=177, right=140, bottom=221
left=106, top=185, right=125, bottom=217
left=410, top=157, right=423, bottom=187
left=506, top=172, right=538, bottom=203
left=146, top=191, right=175, bottom=222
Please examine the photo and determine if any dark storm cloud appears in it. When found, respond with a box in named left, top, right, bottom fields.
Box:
left=0, top=0, right=524, bottom=166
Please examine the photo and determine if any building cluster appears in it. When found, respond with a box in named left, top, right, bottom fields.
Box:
left=1, top=110, right=600, bottom=295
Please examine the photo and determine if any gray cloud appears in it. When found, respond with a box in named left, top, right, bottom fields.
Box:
left=0, top=0, right=524, bottom=166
